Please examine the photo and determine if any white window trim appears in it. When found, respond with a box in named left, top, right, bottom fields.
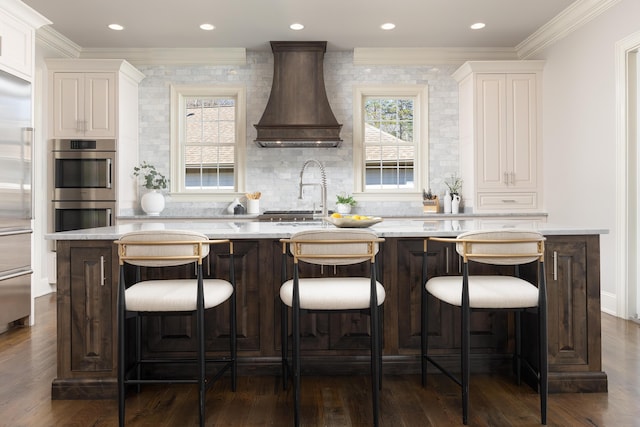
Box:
left=352, top=84, right=429, bottom=201
left=169, top=84, right=246, bottom=202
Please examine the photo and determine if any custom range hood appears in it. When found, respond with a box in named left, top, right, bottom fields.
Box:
left=254, top=41, right=342, bottom=147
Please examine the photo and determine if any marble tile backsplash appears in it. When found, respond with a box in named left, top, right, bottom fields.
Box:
left=131, top=51, right=459, bottom=217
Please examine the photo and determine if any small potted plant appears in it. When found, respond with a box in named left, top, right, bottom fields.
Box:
left=335, top=193, right=356, bottom=214
left=133, top=162, right=168, bottom=215
left=444, top=174, right=463, bottom=214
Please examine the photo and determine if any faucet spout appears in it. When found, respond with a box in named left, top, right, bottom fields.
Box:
left=299, top=159, right=328, bottom=218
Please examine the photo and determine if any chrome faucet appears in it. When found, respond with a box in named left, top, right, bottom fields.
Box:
left=299, top=159, right=327, bottom=219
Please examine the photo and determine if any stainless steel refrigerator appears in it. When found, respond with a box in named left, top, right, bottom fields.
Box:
left=0, top=69, right=33, bottom=333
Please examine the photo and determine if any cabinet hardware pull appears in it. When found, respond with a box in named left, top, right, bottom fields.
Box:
left=503, top=172, right=509, bottom=185
left=445, top=247, right=450, bottom=274
left=502, top=199, right=517, bottom=203
left=553, top=251, right=558, bottom=281
left=100, top=256, right=105, bottom=286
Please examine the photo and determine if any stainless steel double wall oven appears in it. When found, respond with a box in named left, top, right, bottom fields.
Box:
left=51, top=138, right=116, bottom=232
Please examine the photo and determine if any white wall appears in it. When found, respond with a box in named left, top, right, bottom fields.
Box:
left=534, top=0, right=640, bottom=315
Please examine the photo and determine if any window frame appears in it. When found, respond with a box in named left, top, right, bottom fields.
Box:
left=352, top=84, right=429, bottom=201
left=170, top=84, right=246, bottom=201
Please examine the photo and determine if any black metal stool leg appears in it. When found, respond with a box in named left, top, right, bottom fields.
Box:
left=281, top=302, right=289, bottom=389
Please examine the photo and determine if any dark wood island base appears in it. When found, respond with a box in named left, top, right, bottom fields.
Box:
left=51, top=234, right=607, bottom=400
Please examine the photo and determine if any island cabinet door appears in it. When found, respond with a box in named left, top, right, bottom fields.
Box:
left=56, top=240, right=117, bottom=378
left=543, top=235, right=605, bottom=392
left=138, top=240, right=262, bottom=356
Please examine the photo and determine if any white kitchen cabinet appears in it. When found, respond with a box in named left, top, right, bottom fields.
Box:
left=51, top=72, right=115, bottom=138
left=46, top=59, right=146, bottom=213
left=454, top=61, right=544, bottom=212
left=0, top=3, right=49, bottom=80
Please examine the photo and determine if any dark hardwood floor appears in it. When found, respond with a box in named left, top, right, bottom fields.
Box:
left=1, top=294, right=639, bottom=426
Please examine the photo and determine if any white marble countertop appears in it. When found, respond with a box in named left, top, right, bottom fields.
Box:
left=45, top=219, right=608, bottom=241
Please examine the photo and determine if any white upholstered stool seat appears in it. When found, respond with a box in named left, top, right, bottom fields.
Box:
left=126, top=279, right=234, bottom=312
left=280, top=277, right=385, bottom=310
left=426, top=275, right=539, bottom=309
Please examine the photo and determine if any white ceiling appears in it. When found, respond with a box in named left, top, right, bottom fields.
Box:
left=21, top=0, right=578, bottom=51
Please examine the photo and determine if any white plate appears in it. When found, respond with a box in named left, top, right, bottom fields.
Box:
left=326, top=215, right=383, bottom=228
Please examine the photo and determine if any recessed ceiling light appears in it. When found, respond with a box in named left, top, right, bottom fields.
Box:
left=200, top=23, right=215, bottom=31
left=470, top=22, right=486, bottom=30
left=108, top=24, right=124, bottom=31
left=381, top=23, right=396, bottom=31
left=290, top=23, right=304, bottom=31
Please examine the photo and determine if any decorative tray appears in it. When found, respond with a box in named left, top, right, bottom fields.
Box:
left=325, top=215, right=383, bottom=228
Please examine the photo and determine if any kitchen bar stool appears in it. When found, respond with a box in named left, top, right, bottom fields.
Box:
left=421, top=229, right=548, bottom=425
left=280, top=229, right=385, bottom=427
left=115, top=230, right=237, bottom=427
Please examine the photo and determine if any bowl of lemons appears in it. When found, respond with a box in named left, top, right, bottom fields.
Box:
left=326, top=212, right=383, bottom=228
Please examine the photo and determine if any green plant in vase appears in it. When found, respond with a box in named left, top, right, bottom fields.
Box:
left=335, top=193, right=356, bottom=214
left=133, top=161, right=167, bottom=190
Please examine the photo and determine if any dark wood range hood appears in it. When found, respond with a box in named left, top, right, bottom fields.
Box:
left=254, top=41, right=342, bottom=147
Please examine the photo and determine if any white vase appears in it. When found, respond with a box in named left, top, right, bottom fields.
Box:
left=141, top=190, right=165, bottom=216
left=443, top=190, right=452, bottom=214
left=336, top=203, right=352, bottom=214
left=451, top=194, right=461, bottom=214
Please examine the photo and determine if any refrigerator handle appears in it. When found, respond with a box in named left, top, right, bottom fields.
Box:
left=24, top=127, right=34, bottom=220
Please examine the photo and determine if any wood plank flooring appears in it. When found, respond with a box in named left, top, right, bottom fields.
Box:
left=1, top=294, right=639, bottom=426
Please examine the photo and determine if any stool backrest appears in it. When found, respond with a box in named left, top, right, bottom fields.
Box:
left=117, top=230, right=211, bottom=267
left=455, top=229, right=545, bottom=266
left=287, top=229, right=383, bottom=266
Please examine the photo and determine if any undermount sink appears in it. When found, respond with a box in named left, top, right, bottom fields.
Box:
left=274, top=220, right=325, bottom=227
left=258, top=210, right=329, bottom=222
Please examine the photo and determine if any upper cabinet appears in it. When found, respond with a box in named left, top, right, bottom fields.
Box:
left=46, top=60, right=145, bottom=139
left=51, top=72, right=116, bottom=138
left=454, top=61, right=544, bottom=212
left=0, top=2, right=50, bottom=81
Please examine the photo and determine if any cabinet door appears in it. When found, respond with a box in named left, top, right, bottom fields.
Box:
left=475, top=73, right=537, bottom=192
left=506, top=73, right=537, bottom=189
left=52, top=72, right=84, bottom=137
left=476, top=74, right=508, bottom=190
left=545, top=236, right=601, bottom=371
left=140, top=240, right=262, bottom=355
left=84, top=73, right=116, bottom=137
left=52, top=72, right=116, bottom=138
left=69, top=245, right=114, bottom=372
left=397, top=238, right=457, bottom=351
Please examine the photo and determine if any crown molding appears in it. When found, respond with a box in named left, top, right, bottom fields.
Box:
left=78, top=48, right=246, bottom=66
left=0, top=0, right=50, bottom=28
left=517, top=0, right=623, bottom=59
left=34, top=26, right=246, bottom=65
left=353, top=47, right=518, bottom=66
left=35, top=25, right=81, bottom=58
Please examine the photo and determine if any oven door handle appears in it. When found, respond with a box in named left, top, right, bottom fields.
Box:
left=106, top=159, right=113, bottom=189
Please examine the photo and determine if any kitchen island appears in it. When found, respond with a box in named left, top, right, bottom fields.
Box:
left=46, top=219, right=608, bottom=399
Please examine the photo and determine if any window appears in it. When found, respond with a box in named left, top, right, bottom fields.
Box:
left=353, top=85, right=428, bottom=200
left=170, top=85, right=246, bottom=200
